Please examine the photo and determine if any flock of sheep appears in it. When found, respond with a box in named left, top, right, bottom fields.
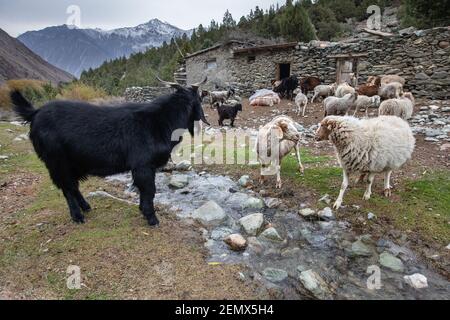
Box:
left=204, top=73, right=417, bottom=210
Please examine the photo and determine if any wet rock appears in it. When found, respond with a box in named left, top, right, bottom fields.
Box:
left=404, top=273, right=428, bottom=289
left=239, top=213, right=264, bottom=236
left=0, top=155, right=8, bottom=160
left=175, top=160, right=192, bottom=171
left=242, top=197, right=265, bottom=210
left=260, top=227, right=283, bottom=242
left=425, top=128, right=444, bottom=137
left=317, top=207, right=334, bottom=220
left=350, top=240, right=373, bottom=257
left=247, top=237, right=264, bottom=255
left=263, top=268, right=288, bottom=283
left=192, top=201, right=228, bottom=226
left=319, top=194, right=332, bottom=205
left=168, top=174, right=189, bottom=189
left=224, top=234, right=247, bottom=251
left=265, top=198, right=282, bottom=208
left=210, top=227, right=234, bottom=240
left=281, top=247, right=300, bottom=258
left=379, top=252, right=405, bottom=272
left=298, top=270, right=332, bottom=300
left=238, top=175, right=251, bottom=187
left=299, top=208, right=315, bottom=218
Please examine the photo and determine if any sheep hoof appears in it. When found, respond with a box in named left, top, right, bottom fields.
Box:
left=333, top=201, right=341, bottom=210
left=363, top=193, right=371, bottom=201
left=384, top=188, right=392, bottom=198
left=276, top=182, right=282, bottom=189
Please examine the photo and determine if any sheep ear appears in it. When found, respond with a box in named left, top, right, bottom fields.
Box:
left=271, top=126, right=283, bottom=140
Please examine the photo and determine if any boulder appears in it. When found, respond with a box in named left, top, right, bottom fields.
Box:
left=262, top=268, right=288, bottom=283
left=298, top=270, right=332, bottom=300
left=224, top=234, right=247, bottom=251
left=259, top=227, right=283, bottom=242
left=168, top=174, right=189, bottom=189
left=379, top=252, right=405, bottom=272
left=192, top=201, right=228, bottom=226
left=404, top=273, right=428, bottom=289
left=239, top=213, right=264, bottom=236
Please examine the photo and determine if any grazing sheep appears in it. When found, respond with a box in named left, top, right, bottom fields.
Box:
left=381, top=75, right=406, bottom=86
left=293, top=88, right=308, bottom=116
left=10, top=78, right=209, bottom=226
left=379, top=81, right=403, bottom=100
left=209, top=88, right=235, bottom=108
left=324, top=92, right=359, bottom=117
left=352, top=95, right=381, bottom=117
left=311, top=83, right=337, bottom=103
left=250, top=97, right=275, bottom=107
left=357, top=76, right=381, bottom=97
left=217, top=103, right=242, bottom=127
left=379, top=92, right=415, bottom=120
left=335, top=82, right=356, bottom=98
left=315, top=115, right=415, bottom=209
left=257, top=116, right=304, bottom=188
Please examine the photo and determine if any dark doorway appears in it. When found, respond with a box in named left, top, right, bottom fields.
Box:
left=277, top=63, right=291, bottom=80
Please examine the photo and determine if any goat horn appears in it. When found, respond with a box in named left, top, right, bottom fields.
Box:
left=156, top=76, right=181, bottom=88
left=191, top=77, right=208, bottom=88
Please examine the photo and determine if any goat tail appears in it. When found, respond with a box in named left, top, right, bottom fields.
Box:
left=10, top=90, right=37, bottom=122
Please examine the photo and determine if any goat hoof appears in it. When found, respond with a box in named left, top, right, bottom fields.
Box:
left=81, top=204, right=92, bottom=213
left=72, top=216, right=85, bottom=224
left=147, top=216, right=160, bottom=227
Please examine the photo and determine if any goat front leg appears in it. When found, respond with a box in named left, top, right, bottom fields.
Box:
left=133, top=167, right=159, bottom=226
left=363, top=173, right=376, bottom=200
left=384, top=170, right=392, bottom=197
left=334, top=169, right=349, bottom=210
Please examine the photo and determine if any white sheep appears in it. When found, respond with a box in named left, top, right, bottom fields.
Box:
left=323, top=92, right=358, bottom=117
left=379, top=81, right=403, bottom=100
left=294, top=88, right=308, bottom=116
left=315, top=115, right=415, bottom=209
left=335, top=83, right=356, bottom=98
left=311, top=83, right=337, bottom=103
left=378, top=92, right=415, bottom=120
left=257, top=116, right=304, bottom=188
left=352, top=95, right=381, bottom=117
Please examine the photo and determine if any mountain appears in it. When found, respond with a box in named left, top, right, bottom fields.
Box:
left=0, top=28, right=74, bottom=85
left=18, top=19, right=192, bottom=77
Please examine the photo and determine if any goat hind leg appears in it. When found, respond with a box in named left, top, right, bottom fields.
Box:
left=62, top=188, right=85, bottom=223
left=74, top=188, right=91, bottom=212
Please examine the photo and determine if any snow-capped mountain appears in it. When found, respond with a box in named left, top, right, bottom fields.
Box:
left=18, top=19, right=192, bottom=77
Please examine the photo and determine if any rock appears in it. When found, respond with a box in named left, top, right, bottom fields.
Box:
left=0, top=155, right=8, bottom=160
left=224, top=234, right=247, bottom=251
left=415, top=72, right=429, bottom=80
left=262, top=268, right=288, bottom=283
left=317, top=207, right=334, bottom=220
left=260, top=227, right=283, bottom=241
left=299, top=208, right=316, bottom=218
left=404, top=273, right=428, bottom=289
left=168, top=174, right=189, bottom=189
left=379, top=252, right=405, bottom=272
left=264, top=197, right=282, bottom=208
left=247, top=237, right=264, bottom=254
left=440, top=144, right=450, bottom=152
left=13, top=133, right=28, bottom=141
left=446, top=243, right=450, bottom=250
left=298, top=270, right=331, bottom=300
left=239, top=213, right=264, bottom=236
left=367, top=212, right=377, bottom=220
left=424, top=137, right=439, bottom=142
left=242, top=197, right=265, bottom=210
left=192, top=201, right=228, bottom=226
left=175, top=160, right=192, bottom=171
left=425, top=128, right=443, bottom=137
left=238, top=175, right=251, bottom=187
left=210, top=227, right=234, bottom=240
left=319, top=194, right=331, bottom=205
left=438, top=40, right=450, bottom=49
left=351, top=240, right=373, bottom=257
left=281, top=247, right=300, bottom=257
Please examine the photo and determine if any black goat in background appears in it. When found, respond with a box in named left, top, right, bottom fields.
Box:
left=11, top=78, right=209, bottom=227
left=273, top=75, right=299, bottom=100
left=216, top=103, right=242, bottom=127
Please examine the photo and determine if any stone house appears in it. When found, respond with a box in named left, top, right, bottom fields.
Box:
left=185, top=27, right=450, bottom=99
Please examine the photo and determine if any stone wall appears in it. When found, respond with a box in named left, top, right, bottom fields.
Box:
left=185, top=27, right=450, bottom=99
left=124, top=86, right=174, bottom=102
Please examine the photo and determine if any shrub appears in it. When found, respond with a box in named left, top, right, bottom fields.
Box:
left=57, top=82, right=108, bottom=101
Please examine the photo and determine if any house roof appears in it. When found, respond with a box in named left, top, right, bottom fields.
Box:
left=232, top=42, right=298, bottom=55
left=185, top=40, right=250, bottom=59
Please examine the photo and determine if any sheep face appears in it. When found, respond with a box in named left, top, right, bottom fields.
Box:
left=315, top=117, right=339, bottom=141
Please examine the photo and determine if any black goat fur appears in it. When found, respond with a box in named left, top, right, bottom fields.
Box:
left=273, top=75, right=299, bottom=100
left=10, top=87, right=208, bottom=226
left=217, top=103, right=242, bottom=127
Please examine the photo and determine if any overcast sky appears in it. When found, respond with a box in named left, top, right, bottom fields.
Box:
left=0, top=0, right=283, bottom=37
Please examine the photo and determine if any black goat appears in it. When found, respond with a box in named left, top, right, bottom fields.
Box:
left=11, top=78, right=209, bottom=227
left=273, top=75, right=299, bottom=100
left=217, top=103, right=242, bottom=127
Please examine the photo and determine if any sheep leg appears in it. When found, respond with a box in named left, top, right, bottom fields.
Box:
left=333, top=169, right=349, bottom=210
left=363, top=173, right=376, bottom=200
left=275, top=164, right=282, bottom=189
left=295, top=144, right=304, bottom=174
left=311, top=93, right=317, bottom=104
left=302, top=102, right=307, bottom=117
left=365, top=107, right=369, bottom=118
left=133, top=167, right=159, bottom=226
left=384, top=170, right=392, bottom=197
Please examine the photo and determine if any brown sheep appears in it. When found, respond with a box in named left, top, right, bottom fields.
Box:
left=357, top=76, right=381, bottom=97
